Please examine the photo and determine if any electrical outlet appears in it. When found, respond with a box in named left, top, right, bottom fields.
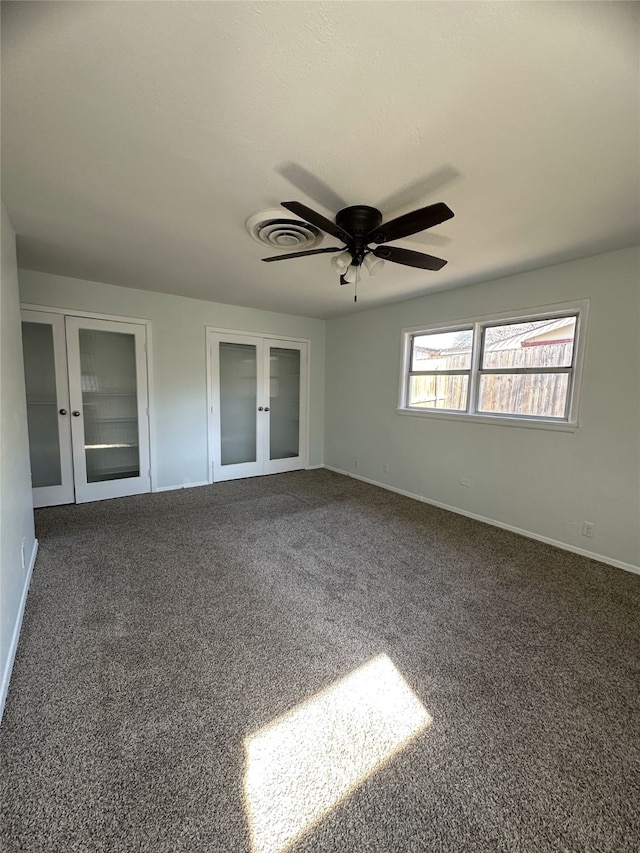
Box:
left=21, top=538, right=26, bottom=569
left=383, top=463, right=389, bottom=473
left=354, top=458, right=360, bottom=469
left=582, top=521, right=595, bottom=538
left=459, top=477, right=472, bottom=487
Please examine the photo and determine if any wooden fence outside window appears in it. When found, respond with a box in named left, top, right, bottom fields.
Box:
left=411, top=342, right=574, bottom=417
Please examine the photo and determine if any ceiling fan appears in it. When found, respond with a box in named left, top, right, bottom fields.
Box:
left=261, top=200, right=454, bottom=290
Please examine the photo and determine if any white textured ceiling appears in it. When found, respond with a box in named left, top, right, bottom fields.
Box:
left=2, top=1, right=638, bottom=319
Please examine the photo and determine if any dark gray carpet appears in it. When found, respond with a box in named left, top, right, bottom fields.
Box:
left=1, top=469, right=639, bottom=852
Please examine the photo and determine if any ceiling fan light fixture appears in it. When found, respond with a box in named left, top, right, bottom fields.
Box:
left=342, top=264, right=359, bottom=284
left=330, top=250, right=352, bottom=272
left=363, top=253, right=385, bottom=276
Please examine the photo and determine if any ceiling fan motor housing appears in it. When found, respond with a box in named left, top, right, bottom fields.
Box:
left=336, top=205, right=383, bottom=265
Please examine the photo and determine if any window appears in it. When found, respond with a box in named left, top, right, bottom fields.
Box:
left=399, top=302, right=588, bottom=428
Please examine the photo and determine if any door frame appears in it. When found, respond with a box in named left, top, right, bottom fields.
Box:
left=206, top=327, right=311, bottom=483
left=21, top=304, right=156, bottom=499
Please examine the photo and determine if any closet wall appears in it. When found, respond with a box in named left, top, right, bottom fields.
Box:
left=19, top=270, right=326, bottom=490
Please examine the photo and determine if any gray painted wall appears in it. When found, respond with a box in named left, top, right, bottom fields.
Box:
left=325, top=247, right=640, bottom=570
left=19, top=270, right=326, bottom=489
left=1, top=204, right=37, bottom=720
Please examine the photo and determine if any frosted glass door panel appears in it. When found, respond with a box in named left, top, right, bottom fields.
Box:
left=219, top=343, right=257, bottom=465
left=78, top=329, right=140, bottom=482
left=22, top=322, right=63, bottom=487
left=21, top=311, right=75, bottom=507
left=66, top=316, right=150, bottom=502
left=269, top=348, right=301, bottom=461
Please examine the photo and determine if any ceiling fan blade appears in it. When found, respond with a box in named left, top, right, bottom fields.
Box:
left=368, top=202, right=454, bottom=244
left=262, top=246, right=343, bottom=262
left=280, top=201, right=352, bottom=242
left=372, top=245, right=447, bottom=271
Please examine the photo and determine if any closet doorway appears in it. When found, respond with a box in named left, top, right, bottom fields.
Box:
left=21, top=309, right=151, bottom=506
left=208, top=330, right=309, bottom=482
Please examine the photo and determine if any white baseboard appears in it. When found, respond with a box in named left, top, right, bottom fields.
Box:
left=323, top=466, right=639, bottom=576
left=153, top=480, right=210, bottom=493
left=0, top=538, right=38, bottom=724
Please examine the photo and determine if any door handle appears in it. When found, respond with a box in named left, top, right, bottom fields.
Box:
left=72, top=410, right=81, bottom=417
left=59, top=409, right=68, bottom=415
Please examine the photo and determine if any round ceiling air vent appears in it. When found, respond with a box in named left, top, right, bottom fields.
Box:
left=245, top=209, right=323, bottom=250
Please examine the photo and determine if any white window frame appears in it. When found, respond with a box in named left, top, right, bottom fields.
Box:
left=397, top=300, right=589, bottom=432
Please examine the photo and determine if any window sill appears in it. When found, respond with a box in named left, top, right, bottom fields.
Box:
left=396, top=407, right=578, bottom=433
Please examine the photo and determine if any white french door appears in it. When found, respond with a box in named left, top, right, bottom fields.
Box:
left=21, top=310, right=151, bottom=506
left=208, top=331, right=309, bottom=482
left=65, top=317, right=150, bottom=502
left=21, top=311, right=75, bottom=507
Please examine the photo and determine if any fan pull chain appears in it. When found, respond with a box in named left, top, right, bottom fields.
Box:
left=354, top=273, right=358, bottom=303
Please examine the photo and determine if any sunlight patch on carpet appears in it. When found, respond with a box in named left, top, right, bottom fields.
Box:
left=243, top=654, right=432, bottom=853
